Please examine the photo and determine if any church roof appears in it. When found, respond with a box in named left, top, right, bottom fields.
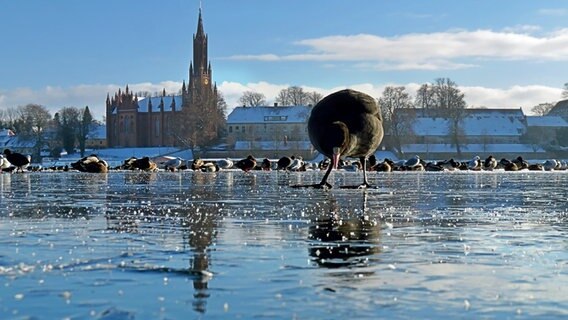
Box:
left=227, top=106, right=312, bottom=124
left=137, top=96, right=183, bottom=112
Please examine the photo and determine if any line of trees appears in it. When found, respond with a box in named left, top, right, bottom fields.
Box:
left=378, top=77, right=468, bottom=156
left=238, top=86, right=323, bottom=107
left=0, top=104, right=97, bottom=161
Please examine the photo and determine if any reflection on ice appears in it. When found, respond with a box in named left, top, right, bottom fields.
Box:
left=308, top=197, right=380, bottom=268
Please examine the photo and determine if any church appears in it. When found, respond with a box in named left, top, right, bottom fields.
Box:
left=105, top=8, right=218, bottom=147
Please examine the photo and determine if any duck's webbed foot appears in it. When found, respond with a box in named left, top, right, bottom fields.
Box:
left=339, top=182, right=376, bottom=189
left=291, top=182, right=332, bottom=189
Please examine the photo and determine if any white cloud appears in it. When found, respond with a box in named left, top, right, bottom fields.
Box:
left=227, top=28, right=568, bottom=70
left=0, top=81, right=563, bottom=122
left=502, top=24, right=541, bottom=34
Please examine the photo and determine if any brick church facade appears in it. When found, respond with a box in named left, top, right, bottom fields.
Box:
left=106, top=9, right=216, bottom=147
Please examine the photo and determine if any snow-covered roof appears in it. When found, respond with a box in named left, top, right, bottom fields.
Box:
left=0, top=129, right=15, bottom=146
left=412, top=110, right=526, bottom=136
left=87, top=124, right=106, bottom=139
left=526, top=116, right=568, bottom=127
left=401, top=143, right=546, bottom=153
left=137, top=96, right=183, bottom=113
left=227, top=106, right=311, bottom=124
left=4, top=136, right=35, bottom=148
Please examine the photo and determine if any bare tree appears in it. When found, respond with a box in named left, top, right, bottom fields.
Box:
left=415, top=83, right=436, bottom=109
left=379, top=86, right=415, bottom=156
left=306, top=91, right=323, bottom=106
left=275, top=86, right=309, bottom=106
left=275, top=90, right=291, bottom=106
left=239, top=91, right=266, bottom=107
left=430, top=78, right=467, bottom=156
left=0, top=107, right=21, bottom=130
left=17, top=104, right=52, bottom=161
left=175, top=90, right=226, bottom=156
left=531, top=102, right=555, bottom=116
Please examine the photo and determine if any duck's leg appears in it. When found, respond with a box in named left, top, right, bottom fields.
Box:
left=340, top=156, right=373, bottom=189
left=316, top=163, right=334, bottom=189
left=361, top=157, right=370, bottom=187
left=291, top=162, right=333, bottom=189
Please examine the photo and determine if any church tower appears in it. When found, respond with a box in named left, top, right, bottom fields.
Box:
left=184, top=8, right=213, bottom=106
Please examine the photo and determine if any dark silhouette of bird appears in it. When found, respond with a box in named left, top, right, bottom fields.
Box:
left=71, top=154, right=109, bottom=173
left=121, top=156, right=158, bottom=171
left=3, top=149, right=30, bottom=173
left=499, top=158, right=518, bottom=171
left=305, top=89, right=383, bottom=188
left=512, top=156, right=528, bottom=170
left=277, top=156, right=292, bottom=170
left=261, top=158, right=272, bottom=171
left=235, top=155, right=256, bottom=172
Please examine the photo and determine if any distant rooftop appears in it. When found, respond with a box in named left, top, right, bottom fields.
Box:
left=412, top=109, right=526, bottom=136
left=87, top=123, right=107, bottom=139
left=227, top=105, right=312, bottom=124
left=526, top=116, right=568, bottom=127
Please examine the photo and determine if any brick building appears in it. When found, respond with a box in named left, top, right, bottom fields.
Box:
left=106, top=8, right=216, bottom=147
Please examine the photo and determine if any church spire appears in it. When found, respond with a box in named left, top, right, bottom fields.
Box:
left=196, top=8, right=205, bottom=38
left=193, top=7, right=208, bottom=76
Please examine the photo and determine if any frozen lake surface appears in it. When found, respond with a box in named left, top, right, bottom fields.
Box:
left=0, top=170, right=567, bottom=319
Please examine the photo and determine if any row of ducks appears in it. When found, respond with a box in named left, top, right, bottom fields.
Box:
left=4, top=150, right=568, bottom=174
left=368, top=155, right=568, bottom=172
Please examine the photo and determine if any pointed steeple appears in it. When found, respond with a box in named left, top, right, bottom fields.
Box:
left=196, top=8, right=205, bottom=38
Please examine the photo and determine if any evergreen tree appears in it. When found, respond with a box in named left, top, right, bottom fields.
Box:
left=58, top=107, right=81, bottom=154
left=77, top=106, right=94, bottom=157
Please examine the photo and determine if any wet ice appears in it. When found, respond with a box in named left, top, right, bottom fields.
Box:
left=0, top=170, right=567, bottom=318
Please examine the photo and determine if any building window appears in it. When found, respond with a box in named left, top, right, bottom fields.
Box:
left=229, top=126, right=232, bottom=133
left=155, top=119, right=160, bottom=137
left=264, top=116, right=288, bottom=121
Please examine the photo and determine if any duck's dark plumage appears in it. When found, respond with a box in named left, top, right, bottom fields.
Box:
left=307, top=89, right=383, bottom=188
left=235, top=155, right=256, bottom=172
left=3, top=149, right=30, bottom=172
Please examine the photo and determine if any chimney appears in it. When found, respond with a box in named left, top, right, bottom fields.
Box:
left=274, top=102, right=278, bottom=107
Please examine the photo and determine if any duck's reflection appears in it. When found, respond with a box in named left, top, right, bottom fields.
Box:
left=308, top=197, right=381, bottom=268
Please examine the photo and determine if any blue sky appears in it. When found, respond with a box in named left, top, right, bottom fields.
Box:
left=0, top=0, right=566, bottom=120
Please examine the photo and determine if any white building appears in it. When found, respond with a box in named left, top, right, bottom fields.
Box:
left=226, top=105, right=315, bottom=159
left=397, top=108, right=555, bottom=160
